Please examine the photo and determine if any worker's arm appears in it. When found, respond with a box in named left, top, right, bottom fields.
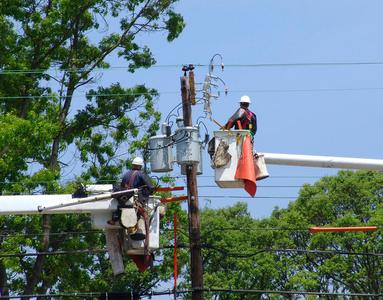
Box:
left=140, top=172, right=155, bottom=194
left=251, top=114, right=257, bottom=136
left=224, top=108, right=243, bottom=129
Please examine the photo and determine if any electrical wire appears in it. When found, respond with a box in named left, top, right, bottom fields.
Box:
left=0, top=292, right=103, bottom=299
left=0, top=249, right=107, bottom=258
left=0, top=230, right=103, bottom=238
left=164, top=102, right=183, bottom=123
left=0, top=224, right=345, bottom=239
left=145, top=131, right=190, bottom=151
left=162, top=288, right=383, bottom=298
left=173, top=175, right=329, bottom=179
left=222, top=87, right=383, bottom=94
left=198, top=185, right=303, bottom=188
left=2, top=244, right=382, bottom=259
left=0, top=177, right=328, bottom=185
left=202, top=227, right=309, bottom=234
left=0, top=288, right=379, bottom=299
left=0, top=91, right=172, bottom=100
left=3, top=60, right=383, bottom=75
left=202, top=226, right=381, bottom=235
left=4, top=86, right=383, bottom=101
left=201, top=244, right=383, bottom=258
left=199, top=195, right=297, bottom=199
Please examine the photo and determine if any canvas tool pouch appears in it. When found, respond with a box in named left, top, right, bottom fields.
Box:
left=130, top=218, right=146, bottom=241
left=213, top=140, right=231, bottom=168
left=120, top=208, right=137, bottom=229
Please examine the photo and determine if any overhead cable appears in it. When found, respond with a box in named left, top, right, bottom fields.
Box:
left=4, top=86, right=383, bottom=101
left=0, top=230, right=103, bottom=238
left=2, top=245, right=382, bottom=259
left=199, top=195, right=297, bottom=199
left=3, top=60, right=383, bottom=75
left=0, top=249, right=106, bottom=258
left=0, top=288, right=380, bottom=299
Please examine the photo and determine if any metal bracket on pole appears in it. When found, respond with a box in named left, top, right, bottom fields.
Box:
left=37, top=188, right=139, bottom=213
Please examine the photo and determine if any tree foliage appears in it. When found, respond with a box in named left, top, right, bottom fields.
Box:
left=0, top=0, right=185, bottom=297
left=194, top=171, right=383, bottom=299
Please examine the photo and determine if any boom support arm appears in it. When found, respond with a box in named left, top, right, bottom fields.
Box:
left=263, top=153, right=383, bottom=171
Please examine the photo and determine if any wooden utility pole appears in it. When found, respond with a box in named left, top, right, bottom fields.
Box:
left=180, top=67, right=203, bottom=300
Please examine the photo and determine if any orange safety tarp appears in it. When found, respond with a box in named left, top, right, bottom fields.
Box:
left=235, top=135, right=257, bottom=197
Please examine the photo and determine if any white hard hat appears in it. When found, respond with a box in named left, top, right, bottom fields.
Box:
left=132, top=157, right=144, bottom=166
left=239, top=95, right=251, bottom=104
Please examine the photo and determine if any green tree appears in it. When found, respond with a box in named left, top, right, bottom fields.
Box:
left=0, top=0, right=185, bottom=297
left=193, top=171, right=383, bottom=299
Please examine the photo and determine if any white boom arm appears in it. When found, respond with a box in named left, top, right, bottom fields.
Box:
left=263, top=153, right=383, bottom=171
left=0, top=194, right=118, bottom=215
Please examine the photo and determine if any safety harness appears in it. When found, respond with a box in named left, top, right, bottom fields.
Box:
left=122, top=170, right=151, bottom=256
left=240, top=109, right=254, bottom=129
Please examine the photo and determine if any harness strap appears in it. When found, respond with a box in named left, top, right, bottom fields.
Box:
left=137, top=207, right=150, bottom=255
left=127, top=170, right=138, bottom=189
left=241, top=110, right=253, bottom=129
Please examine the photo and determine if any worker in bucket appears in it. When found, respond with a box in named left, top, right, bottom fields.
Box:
left=224, top=95, right=257, bottom=138
left=121, top=157, right=154, bottom=202
left=119, top=157, right=156, bottom=272
left=109, top=157, right=154, bottom=240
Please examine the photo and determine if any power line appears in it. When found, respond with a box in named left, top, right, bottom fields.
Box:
left=0, top=224, right=378, bottom=239
left=0, top=288, right=380, bottom=299
left=0, top=249, right=106, bottom=258
left=218, top=61, right=383, bottom=68
left=228, top=87, right=383, bottom=94
left=0, top=91, right=175, bottom=100
left=4, top=86, right=383, bottom=101
left=0, top=230, right=103, bottom=238
left=173, top=288, right=383, bottom=298
left=198, top=185, right=303, bottom=188
left=176, top=175, right=329, bottom=179
left=2, top=245, right=381, bottom=259
left=0, top=292, right=103, bottom=299
left=3, top=60, right=383, bottom=75
left=199, top=195, right=297, bottom=199
left=202, top=226, right=381, bottom=234
left=200, top=244, right=383, bottom=258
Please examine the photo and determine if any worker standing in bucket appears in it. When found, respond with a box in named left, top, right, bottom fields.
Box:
left=120, top=156, right=154, bottom=241
left=224, top=95, right=257, bottom=138
left=120, top=156, right=155, bottom=272
left=121, top=157, right=154, bottom=202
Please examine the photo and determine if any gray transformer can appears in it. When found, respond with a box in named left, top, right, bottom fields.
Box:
left=181, top=142, right=203, bottom=175
left=175, top=126, right=201, bottom=165
left=148, top=135, right=173, bottom=172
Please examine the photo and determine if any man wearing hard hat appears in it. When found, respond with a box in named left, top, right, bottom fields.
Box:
left=121, top=157, right=154, bottom=200
left=224, top=95, right=257, bottom=137
left=115, top=157, right=155, bottom=241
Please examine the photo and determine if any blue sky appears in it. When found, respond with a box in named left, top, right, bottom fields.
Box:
left=79, top=0, right=383, bottom=219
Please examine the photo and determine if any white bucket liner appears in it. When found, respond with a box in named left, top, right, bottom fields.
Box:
left=214, top=130, right=248, bottom=188
left=125, top=197, right=161, bottom=255
left=214, top=130, right=269, bottom=188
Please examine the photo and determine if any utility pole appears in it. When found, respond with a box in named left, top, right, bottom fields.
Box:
left=180, top=66, right=203, bottom=300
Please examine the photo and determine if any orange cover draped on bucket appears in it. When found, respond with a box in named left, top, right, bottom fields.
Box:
left=235, top=135, right=257, bottom=197
left=128, top=254, right=153, bottom=272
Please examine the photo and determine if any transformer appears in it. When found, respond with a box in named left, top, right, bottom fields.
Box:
left=174, top=126, right=201, bottom=165
left=181, top=141, right=203, bottom=175
left=148, top=135, right=173, bottom=172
